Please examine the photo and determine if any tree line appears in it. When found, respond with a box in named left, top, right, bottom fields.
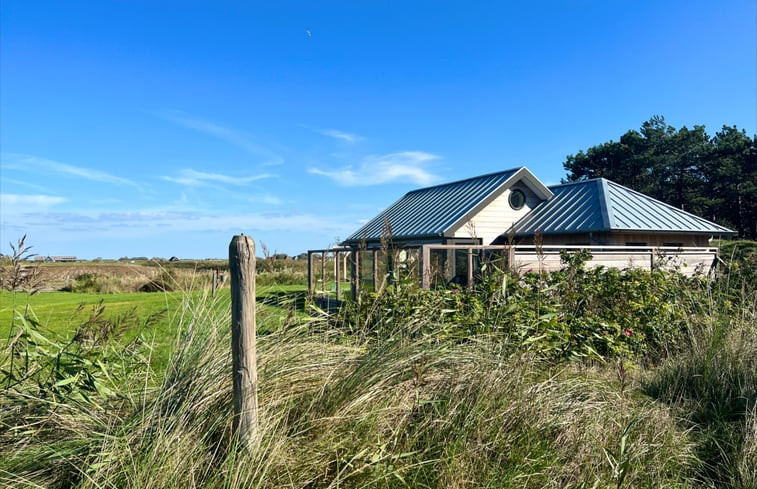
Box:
left=563, top=116, right=756, bottom=239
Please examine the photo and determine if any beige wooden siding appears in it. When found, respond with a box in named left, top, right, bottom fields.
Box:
left=524, top=232, right=709, bottom=247
left=511, top=251, right=716, bottom=277
left=452, top=183, right=542, bottom=244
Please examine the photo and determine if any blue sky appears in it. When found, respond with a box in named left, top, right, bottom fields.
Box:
left=1, top=1, right=755, bottom=259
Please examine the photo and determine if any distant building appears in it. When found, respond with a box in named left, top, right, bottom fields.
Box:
left=33, top=255, right=77, bottom=262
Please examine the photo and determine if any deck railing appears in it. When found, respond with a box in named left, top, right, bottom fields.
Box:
left=307, top=245, right=720, bottom=297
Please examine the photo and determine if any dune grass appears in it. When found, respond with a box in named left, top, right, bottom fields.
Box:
left=1, top=250, right=755, bottom=488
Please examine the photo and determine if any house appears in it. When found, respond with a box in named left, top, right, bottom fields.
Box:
left=341, top=167, right=733, bottom=249
left=33, top=255, right=77, bottom=263
left=308, top=167, right=735, bottom=296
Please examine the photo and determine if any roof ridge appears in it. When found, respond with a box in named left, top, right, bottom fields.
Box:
left=548, top=177, right=605, bottom=190
left=596, top=178, right=615, bottom=229
left=406, top=166, right=525, bottom=194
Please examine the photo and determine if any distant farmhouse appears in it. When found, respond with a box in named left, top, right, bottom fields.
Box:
left=309, top=167, right=735, bottom=296
left=33, top=255, right=77, bottom=263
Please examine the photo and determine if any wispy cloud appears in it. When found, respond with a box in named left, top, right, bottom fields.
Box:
left=156, top=111, right=284, bottom=166
left=320, top=129, right=362, bottom=143
left=247, top=194, right=285, bottom=205
left=308, top=151, right=440, bottom=186
left=0, top=194, right=66, bottom=206
left=1, top=178, right=47, bottom=192
left=1, top=153, right=137, bottom=186
left=5, top=209, right=344, bottom=234
left=163, top=168, right=273, bottom=187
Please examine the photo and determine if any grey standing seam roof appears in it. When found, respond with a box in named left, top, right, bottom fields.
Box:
left=512, top=178, right=735, bottom=236
left=343, top=168, right=521, bottom=244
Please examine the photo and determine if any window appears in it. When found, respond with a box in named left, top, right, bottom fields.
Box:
left=509, top=189, right=526, bottom=210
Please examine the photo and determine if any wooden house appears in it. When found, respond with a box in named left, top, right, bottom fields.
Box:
left=308, top=167, right=735, bottom=297
left=341, top=167, right=733, bottom=249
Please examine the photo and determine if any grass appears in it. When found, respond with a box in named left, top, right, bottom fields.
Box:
left=0, top=284, right=307, bottom=373
left=0, top=293, right=701, bottom=488
left=1, top=247, right=755, bottom=488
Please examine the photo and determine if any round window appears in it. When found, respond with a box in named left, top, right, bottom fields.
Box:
left=509, top=189, right=525, bottom=210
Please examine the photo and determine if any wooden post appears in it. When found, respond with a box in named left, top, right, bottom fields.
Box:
left=229, top=235, right=258, bottom=445
left=307, top=251, right=313, bottom=294
left=350, top=248, right=359, bottom=300
left=467, top=247, right=474, bottom=290
left=321, top=251, right=326, bottom=294
left=333, top=251, right=338, bottom=296
left=372, top=249, right=378, bottom=291
left=335, top=250, right=341, bottom=298
left=422, top=245, right=431, bottom=289
left=211, top=269, right=217, bottom=297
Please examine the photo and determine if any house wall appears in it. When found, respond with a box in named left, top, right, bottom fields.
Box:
left=452, top=182, right=543, bottom=244
left=510, top=249, right=717, bottom=277
left=518, top=232, right=710, bottom=247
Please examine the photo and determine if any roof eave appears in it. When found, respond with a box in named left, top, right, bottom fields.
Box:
left=513, top=227, right=737, bottom=238
left=340, top=232, right=445, bottom=246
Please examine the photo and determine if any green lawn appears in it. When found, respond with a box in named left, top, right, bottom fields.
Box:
left=1, top=284, right=307, bottom=372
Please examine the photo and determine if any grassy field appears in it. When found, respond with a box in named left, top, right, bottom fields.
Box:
left=0, top=283, right=306, bottom=373
left=1, top=248, right=756, bottom=488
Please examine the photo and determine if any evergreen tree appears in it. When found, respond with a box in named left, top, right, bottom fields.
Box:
left=563, top=117, right=756, bottom=238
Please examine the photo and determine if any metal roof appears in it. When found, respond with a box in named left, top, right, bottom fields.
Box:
left=343, top=168, right=524, bottom=244
left=512, top=178, right=735, bottom=236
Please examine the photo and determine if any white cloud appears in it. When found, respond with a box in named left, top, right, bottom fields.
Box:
left=1, top=153, right=137, bottom=186
left=320, top=129, right=362, bottom=143
left=0, top=194, right=66, bottom=206
left=248, top=194, right=284, bottom=205
left=1, top=178, right=47, bottom=192
left=156, top=111, right=284, bottom=166
left=163, top=168, right=273, bottom=187
left=308, top=151, right=440, bottom=186
left=4, top=209, right=344, bottom=234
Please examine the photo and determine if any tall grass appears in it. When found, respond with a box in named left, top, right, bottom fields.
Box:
left=1, top=248, right=755, bottom=488
left=644, top=278, right=757, bottom=488
left=2, top=295, right=697, bottom=488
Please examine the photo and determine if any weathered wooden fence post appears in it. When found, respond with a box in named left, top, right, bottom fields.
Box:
left=421, top=245, right=431, bottom=290
left=307, top=251, right=313, bottom=295
left=350, top=248, right=359, bottom=300
left=229, top=234, right=258, bottom=445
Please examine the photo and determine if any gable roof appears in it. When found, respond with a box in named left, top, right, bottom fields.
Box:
left=342, top=167, right=551, bottom=244
left=511, top=178, right=735, bottom=236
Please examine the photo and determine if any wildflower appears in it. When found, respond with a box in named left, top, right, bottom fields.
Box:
left=451, top=289, right=459, bottom=295
left=623, top=328, right=633, bottom=337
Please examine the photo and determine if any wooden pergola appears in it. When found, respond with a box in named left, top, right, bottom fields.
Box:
left=307, top=244, right=720, bottom=302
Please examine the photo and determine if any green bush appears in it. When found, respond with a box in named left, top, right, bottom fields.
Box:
left=335, top=251, right=695, bottom=362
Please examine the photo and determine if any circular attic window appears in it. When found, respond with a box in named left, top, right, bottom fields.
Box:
left=509, top=189, right=526, bottom=210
